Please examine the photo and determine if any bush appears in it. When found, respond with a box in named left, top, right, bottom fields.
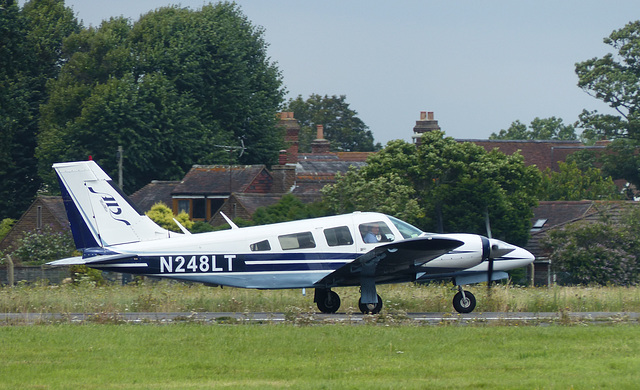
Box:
left=544, top=208, right=640, bottom=286
left=10, top=225, right=76, bottom=266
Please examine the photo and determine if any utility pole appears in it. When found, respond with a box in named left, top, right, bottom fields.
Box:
left=117, top=145, right=124, bottom=191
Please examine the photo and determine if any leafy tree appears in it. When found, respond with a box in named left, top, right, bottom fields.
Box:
left=573, top=21, right=640, bottom=191
left=9, top=225, right=75, bottom=266
left=251, top=194, right=329, bottom=225
left=544, top=207, right=640, bottom=286
left=0, top=0, right=80, bottom=218
left=490, top=117, right=577, bottom=140
left=37, top=3, right=285, bottom=193
left=0, top=218, right=16, bottom=241
left=323, top=132, right=541, bottom=246
left=575, top=21, right=640, bottom=141
left=537, top=161, right=622, bottom=201
left=145, top=203, right=193, bottom=233
left=284, top=94, right=380, bottom=152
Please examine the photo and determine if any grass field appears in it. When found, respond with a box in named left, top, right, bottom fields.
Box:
left=2, top=281, right=640, bottom=314
left=1, top=324, right=639, bottom=389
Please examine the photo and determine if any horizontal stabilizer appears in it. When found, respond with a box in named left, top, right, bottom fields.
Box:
left=47, top=253, right=135, bottom=267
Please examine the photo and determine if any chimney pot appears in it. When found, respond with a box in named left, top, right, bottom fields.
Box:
left=420, top=111, right=427, bottom=120
left=428, top=112, right=434, bottom=120
left=316, top=124, right=324, bottom=140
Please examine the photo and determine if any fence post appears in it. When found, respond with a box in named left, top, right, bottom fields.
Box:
left=7, top=254, right=14, bottom=287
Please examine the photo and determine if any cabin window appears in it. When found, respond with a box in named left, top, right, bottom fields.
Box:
left=278, top=232, right=316, bottom=250
left=324, top=226, right=353, bottom=247
left=388, top=215, right=423, bottom=239
left=359, top=222, right=395, bottom=243
left=250, top=240, right=271, bottom=251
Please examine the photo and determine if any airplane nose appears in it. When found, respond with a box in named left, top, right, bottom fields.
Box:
left=488, top=238, right=516, bottom=258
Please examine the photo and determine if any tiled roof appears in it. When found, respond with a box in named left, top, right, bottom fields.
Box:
left=526, top=201, right=639, bottom=259
left=129, top=181, right=180, bottom=211
left=172, top=165, right=271, bottom=195
left=458, top=139, right=598, bottom=171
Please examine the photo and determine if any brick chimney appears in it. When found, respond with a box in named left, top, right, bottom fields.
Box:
left=276, top=111, right=299, bottom=164
left=311, top=124, right=331, bottom=154
left=412, top=111, right=441, bottom=145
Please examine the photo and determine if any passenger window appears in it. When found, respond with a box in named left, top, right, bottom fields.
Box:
left=250, top=240, right=271, bottom=251
left=324, top=226, right=353, bottom=247
left=278, top=232, right=316, bottom=250
left=359, top=222, right=395, bottom=243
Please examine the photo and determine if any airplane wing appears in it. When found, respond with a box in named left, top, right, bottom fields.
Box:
left=316, top=236, right=463, bottom=287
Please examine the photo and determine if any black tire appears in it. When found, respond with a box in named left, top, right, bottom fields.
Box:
left=358, top=294, right=383, bottom=314
left=316, top=290, right=341, bottom=313
left=453, top=290, right=476, bottom=313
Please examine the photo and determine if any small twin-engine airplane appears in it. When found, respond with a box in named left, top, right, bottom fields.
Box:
left=48, top=161, right=534, bottom=314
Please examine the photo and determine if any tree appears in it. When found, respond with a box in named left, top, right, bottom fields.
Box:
left=145, top=203, right=193, bottom=233
left=537, top=161, right=622, bottom=201
left=575, top=21, right=640, bottom=141
left=283, top=94, right=380, bottom=152
left=574, top=21, right=640, bottom=191
left=490, top=117, right=577, bottom=140
left=323, top=132, right=541, bottom=246
left=37, top=3, right=285, bottom=193
left=544, top=207, right=640, bottom=286
left=251, top=194, right=329, bottom=225
left=8, top=225, right=76, bottom=266
left=0, top=0, right=80, bottom=218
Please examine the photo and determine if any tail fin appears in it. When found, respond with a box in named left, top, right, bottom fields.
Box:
left=54, top=161, right=174, bottom=249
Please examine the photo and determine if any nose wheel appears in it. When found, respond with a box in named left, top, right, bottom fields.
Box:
left=358, top=294, right=383, bottom=314
left=452, top=289, right=476, bottom=313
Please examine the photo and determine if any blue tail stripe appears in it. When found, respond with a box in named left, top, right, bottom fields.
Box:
left=58, top=176, right=99, bottom=250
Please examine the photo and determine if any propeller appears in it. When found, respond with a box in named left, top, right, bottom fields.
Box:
left=483, top=208, right=516, bottom=290
left=484, top=208, right=494, bottom=290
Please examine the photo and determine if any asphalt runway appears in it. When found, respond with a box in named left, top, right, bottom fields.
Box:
left=2, top=311, right=639, bottom=325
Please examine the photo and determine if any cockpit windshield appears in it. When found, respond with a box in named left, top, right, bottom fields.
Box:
left=388, top=216, right=423, bottom=239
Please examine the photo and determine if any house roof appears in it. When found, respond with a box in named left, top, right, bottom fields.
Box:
left=172, top=165, right=270, bottom=195
left=129, top=180, right=180, bottom=211
left=458, top=139, right=602, bottom=171
left=526, top=200, right=638, bottom=259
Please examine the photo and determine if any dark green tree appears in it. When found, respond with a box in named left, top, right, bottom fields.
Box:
left=576, top=21, right=640, bottom=141
left=490, top=117, right=577, bottom=140
left=0, top=0, right=80, bottom=218
left=284, top=94, right=380, bottom=153
left=574, top=21, right=640, bottom=192
left=537, top=161, right=622, bottom=201
left=37, top=3, right=285, bottom=193
left=323, top=132, right=541, bottom=246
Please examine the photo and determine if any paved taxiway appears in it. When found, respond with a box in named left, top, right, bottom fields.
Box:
left=2, top=311, right=639, bottom=325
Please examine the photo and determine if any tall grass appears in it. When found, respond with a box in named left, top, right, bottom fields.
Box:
left=2, top=281, right=640, bottom=313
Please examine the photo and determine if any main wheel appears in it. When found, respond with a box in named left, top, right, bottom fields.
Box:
left=452, top=290, right=476, bottom=313
left=316, top=290, right=341, bottom=313
left=358, top=294, right=383, bottom=314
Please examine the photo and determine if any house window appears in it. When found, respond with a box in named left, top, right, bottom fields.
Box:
left=177, top=200, right=190, bottom=215
left=193, top=198, right=206, bottom=220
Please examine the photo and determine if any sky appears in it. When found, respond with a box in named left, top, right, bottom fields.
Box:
left=49, top=1, right=640, bottom=145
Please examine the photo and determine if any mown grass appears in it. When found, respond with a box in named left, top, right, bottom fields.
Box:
left=2, top=281, right=640, bottom=313
left=1, top=324, right=639, bottom=389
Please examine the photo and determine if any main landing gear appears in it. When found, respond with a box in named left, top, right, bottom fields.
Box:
left=314, top=289, right=383, bottom=314
left=452, top=286, right=476, bottom=313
